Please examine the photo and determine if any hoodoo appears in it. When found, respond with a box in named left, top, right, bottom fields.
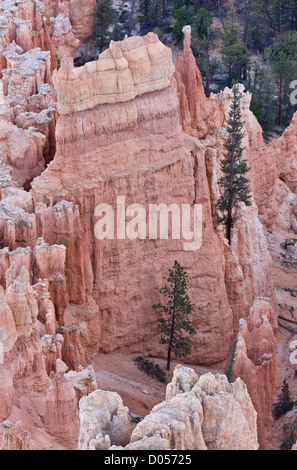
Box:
left=0, top=0, right=297, bottom=452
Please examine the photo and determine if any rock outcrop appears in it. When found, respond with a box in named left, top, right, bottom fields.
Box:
left=44, top=0, right=96, bottom=43
left=44, top=371, right=79, bottom=448
left=1, top=6, right=297, bottom=450
left=1, top=421, right=34, bottom=450
left=0, top=0, right=57, bottom=187
left=85, top=367, right=258, bottom=451
left=54, top=33, right=175, bottom=115
left=233, top=299, right=278, bottom=450
left=78, top=389, right=131, bottom=450
left=32, top=33, right=234, bottom=365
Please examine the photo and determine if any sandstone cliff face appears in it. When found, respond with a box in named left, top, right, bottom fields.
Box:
left=80, top=367, right=259, bottom=451
left=1, top=11, right=296, bottom=450
left=0, top=0, right=57, bottom=187
left=44, top=0, right=96, bottom=43
left=175, top=30, right=278, bottom=327
left=32, top=33, right=234, bottom=366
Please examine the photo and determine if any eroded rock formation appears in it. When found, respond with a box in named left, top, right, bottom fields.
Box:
left=233, top=299, right=278, bottom=450
left=44, top=0, right=96, bottom=43
left=81, top=367, right=258, bottom=451
left=78, top=389, right=131, bottom=450
left=0, top=5, right=297, bottom=449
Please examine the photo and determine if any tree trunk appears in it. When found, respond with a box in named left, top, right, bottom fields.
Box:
left=227, top=135, right=235, bottom=246
left=206, top=43, right=210, bottom=97
left=163, top=0, right=168, bottom=18
left=243, top=0, right=251, bottom=44
left=167, top=264, right=177, bottom=371
left=278, top=78, right=283, bottom=126
left=166, top=346, right=171, bottom=372
left=226, top=201, right=233, bottom=246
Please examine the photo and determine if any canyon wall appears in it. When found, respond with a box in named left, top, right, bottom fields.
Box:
left=1, top=6, right=297, bottom=449
left=32, top=33, right=236, bottom=365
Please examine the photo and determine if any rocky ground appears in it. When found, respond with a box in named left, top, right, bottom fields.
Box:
left=93, top=352, right=223, bottom=418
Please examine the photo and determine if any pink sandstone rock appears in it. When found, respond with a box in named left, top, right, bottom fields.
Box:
left=53, top=33, right=175, bottom=114
left=48, top=14, right=79, bottom=59
left=233, top=299, right=278, bottom=450
left=1, top=421, right=34, bottom=450
left=44, top=371, right=79, bottom=448
left=32, top=56, right=234, bottom=365
left=44, top=0, right=96, bottom=43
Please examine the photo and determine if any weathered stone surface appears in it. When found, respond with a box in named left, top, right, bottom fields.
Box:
left=65, top=365, right=97, bottom=402
left=1, top=421, right=34, bottom=450
left=53, top=33, right=175, bottom=114
left=44, top=0, right=96, bottom=43
left=233, top=299, right=277, bottom=450
left=107, top=367, right=258, bottom=451
left=48, top=14, right=79, bottom=59
left=78, top=389, right=131, bottom=450
left=44, top=371, right=79, bottom=448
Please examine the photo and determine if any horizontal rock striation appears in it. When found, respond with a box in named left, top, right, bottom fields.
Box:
left=32, top=33, right=234, bottom=365
left=54, top=33, right=175, bottom=115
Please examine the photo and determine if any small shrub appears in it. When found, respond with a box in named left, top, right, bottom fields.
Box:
left=282, top=288, right=297, bottom=298
left=281, top=238, right=297, bottom=250
left=273, top=380, right=296, bottom=418
left=134, top=356, right=166, bottom=383
left=224, top=340, right=237, bottom=383
left=281, top=420, right=297, bottom=450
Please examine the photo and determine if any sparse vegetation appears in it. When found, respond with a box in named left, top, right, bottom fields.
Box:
left=282, top=288, right=297, bottom=298
left=153, top=261, right=196, bottom=371
left=217, top=83, right=252, bottom=245
left=281, top=419, right=297, bottom=450
left=86, top=1, right=297, bottom=136
left=273, top=379, right=296, bottom=418
left=281, top=238, right=297, bottom=250
left=134, top=356, right=167, bottom=383
left=224, top=339, right=237, bottom=383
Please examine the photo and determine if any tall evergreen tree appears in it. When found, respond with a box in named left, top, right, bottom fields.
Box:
left=192, top=8, right=217, bottom=97
left=249, top=62, right=278, bottom=136
left=217, top=84, right=252, bottom=245
left=153, top=261, right=196, bottom=371
left=94, top=0, right=115, bottom=52
left=267, top=33, right=297, bottom=126
left=139, top=0, right=163, bottom=31
left=221, top=6, right=250, bottom=84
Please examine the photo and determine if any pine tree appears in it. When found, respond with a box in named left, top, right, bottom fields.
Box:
left=172, top=7, right=187, bottom=46
left=94, top=0, right=115, bottom=53
left=153, top=261, right=196, bottom=371
left=192, top=8, right=217, bottom=97
left=139, top=0, right=163, bottom=31
left=217, top=83, right=252, bottom=245
left=221, top=6, right=250, bottom=84
left=249, top=62, right=278, bottom=136
left=267, top=33, right=297, bottom=126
